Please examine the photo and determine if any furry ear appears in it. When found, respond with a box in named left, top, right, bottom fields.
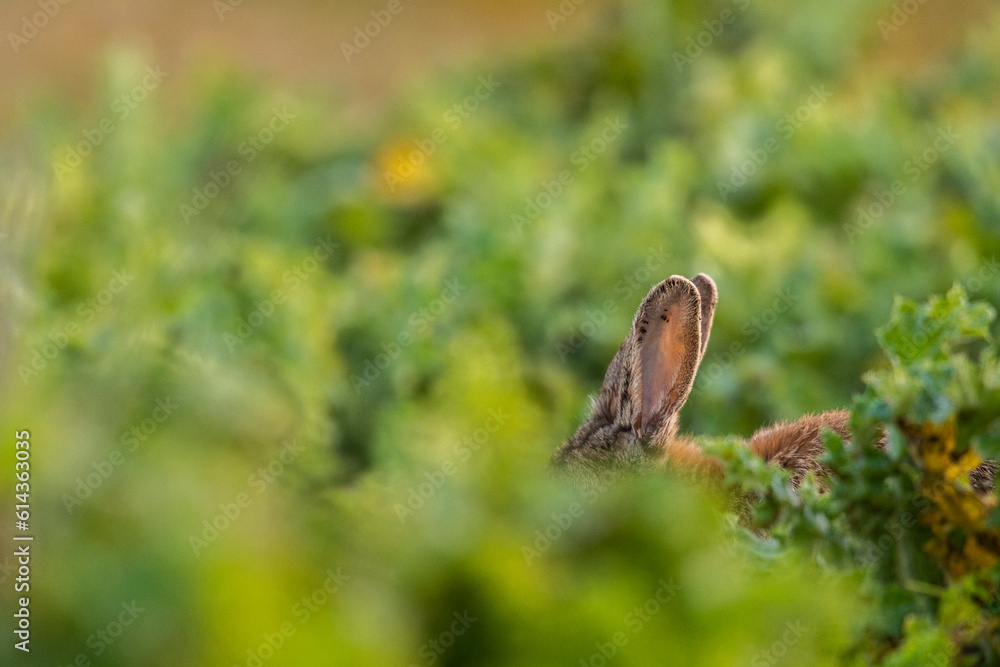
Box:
left=690, top=273, right=718, bottom=362
left=631, top=276, right=703, bottom=436
left=591, top=337, right=632, bottom=424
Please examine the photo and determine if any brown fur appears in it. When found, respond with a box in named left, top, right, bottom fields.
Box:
left=748, top=410, right=851, bottom=487
left=972, top=460, right=998, bottom=493
left=552, top=274, right=996, bottom=495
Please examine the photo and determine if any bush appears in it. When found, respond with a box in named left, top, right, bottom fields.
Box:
left=3, top=0, right=1000, bottom=664
left=714, top=286, right=1000, bottom=664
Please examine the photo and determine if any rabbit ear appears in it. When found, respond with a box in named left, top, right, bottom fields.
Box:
left=690, top=273, right=718, bottom=362
left=631, top=276, right=703, bottom=436
left=592, top=337, right=633, bottom=424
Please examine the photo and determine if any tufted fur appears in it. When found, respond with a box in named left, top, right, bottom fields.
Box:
left=552, top=274, right=995, bottom=494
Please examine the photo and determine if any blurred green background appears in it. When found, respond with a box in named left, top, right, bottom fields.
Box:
left=1, top=0, right=1000, bottom=664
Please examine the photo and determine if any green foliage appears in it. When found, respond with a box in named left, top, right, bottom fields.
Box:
left=2, top=0, right=1000, bottom=665
left=714, top=287, right=1000, bottom=663
left=868, top=287, right=996, bottom=424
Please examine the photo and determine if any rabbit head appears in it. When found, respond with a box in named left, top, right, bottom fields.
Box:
left=552, top=274, right=718, bottom=478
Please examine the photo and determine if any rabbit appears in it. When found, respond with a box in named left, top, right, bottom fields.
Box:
left=551, top=274, right=996, bottom=492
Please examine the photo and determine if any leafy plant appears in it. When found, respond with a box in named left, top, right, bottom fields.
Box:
left=715, top=286, right=1000, bottom=663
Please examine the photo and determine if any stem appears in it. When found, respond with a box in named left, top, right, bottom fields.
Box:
left=902, top=578, right=947, bottom=599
